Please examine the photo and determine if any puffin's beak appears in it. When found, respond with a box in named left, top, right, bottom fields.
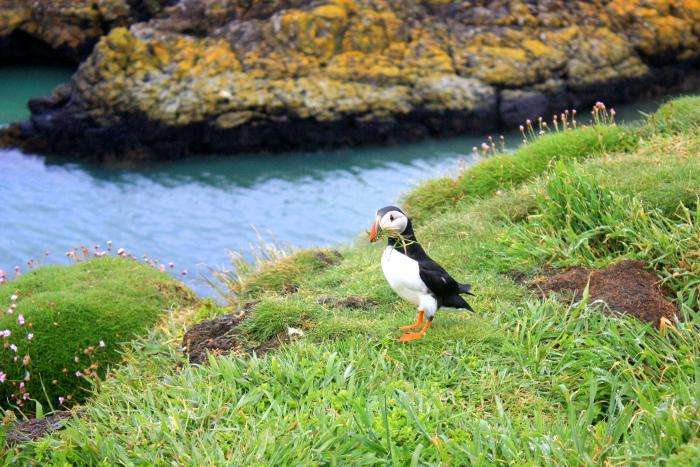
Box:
left=369, top=220, right=381, bottom=242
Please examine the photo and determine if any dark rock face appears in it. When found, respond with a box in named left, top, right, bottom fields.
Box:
left=2, top=1, right=700, bottom=160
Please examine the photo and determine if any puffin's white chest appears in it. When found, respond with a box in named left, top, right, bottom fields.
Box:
left=381, top=247, right=437, bottom=314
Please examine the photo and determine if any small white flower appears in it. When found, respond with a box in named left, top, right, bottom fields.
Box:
left=99, top=340, right=105, bottom=348
left=10, top=344, right=17, bottom=352
left=27, top=333, right=33, bottom=340
left=10, top=294, right=17, bottom=302
left=75, top=371, right=82, bottom=377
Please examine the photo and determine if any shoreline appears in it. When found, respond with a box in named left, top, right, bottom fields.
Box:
left=3, top=60, right=700, bottom=162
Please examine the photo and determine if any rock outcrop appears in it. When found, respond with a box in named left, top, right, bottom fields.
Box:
left=2, top=0, right=700, bottom=160
left=0, top=0, right=174, bottom=63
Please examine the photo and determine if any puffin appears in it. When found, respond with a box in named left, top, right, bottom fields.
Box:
left=369, top=205, right=474, bottom=342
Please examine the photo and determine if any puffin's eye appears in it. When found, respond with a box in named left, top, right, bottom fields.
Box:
left=390, top=214, right=395, bottom=222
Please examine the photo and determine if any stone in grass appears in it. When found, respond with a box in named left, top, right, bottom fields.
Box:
left=182, top=302, right=281, bottom=365
left=530, top=260, right=679, bottom=326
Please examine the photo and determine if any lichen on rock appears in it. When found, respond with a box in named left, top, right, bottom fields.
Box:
left=3, top=0, right=700, bottom=160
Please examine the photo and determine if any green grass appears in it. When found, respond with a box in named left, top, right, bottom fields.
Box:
left=3, top=96, right=700, bottom=463
left=645, top=95, right=700, bottom=134
left=403, top=125, right=638, bottom=224
left=0, top=258, right=196, bottom=412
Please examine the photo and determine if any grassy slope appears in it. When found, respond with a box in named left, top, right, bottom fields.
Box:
left=7, top=96, right=700, bottom=464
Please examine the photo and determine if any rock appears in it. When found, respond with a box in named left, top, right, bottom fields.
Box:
left=3, top=0, right=700, bottom=160
left=530, top=260, right=680, bottom=326
left=499, top=90, right=549, bottom=128
left=0, top=0, right=174, bottom=63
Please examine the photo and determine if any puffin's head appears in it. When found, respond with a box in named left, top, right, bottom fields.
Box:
left=369, top=206, right=409, bottom=243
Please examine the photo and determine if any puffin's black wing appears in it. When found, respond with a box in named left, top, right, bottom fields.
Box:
left=417, top=259, right=461, bottom=297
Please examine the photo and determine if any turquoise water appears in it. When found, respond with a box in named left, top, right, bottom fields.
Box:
left=0, top=65, right=670, bottom=295
left=0, top=66, right=74, bottom=123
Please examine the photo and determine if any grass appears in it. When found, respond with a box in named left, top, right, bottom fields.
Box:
left=0, top=257, right=196, bottom=413
left=403, top=124, right=637, bottom=224
left=3, top=96, right=700, bottom=463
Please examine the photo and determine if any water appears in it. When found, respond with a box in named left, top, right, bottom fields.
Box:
left=0, top=65, right=671, bottom=295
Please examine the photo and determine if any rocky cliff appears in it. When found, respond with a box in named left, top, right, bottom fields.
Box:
left=2, top=0, right=700, bottom=160
left=0, top=0, right=173, bottom=62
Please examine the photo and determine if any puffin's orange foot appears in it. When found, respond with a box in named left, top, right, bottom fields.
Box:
left=399, top=332, right=425, bottom=342
left=399, top=310, right=424, bottom=331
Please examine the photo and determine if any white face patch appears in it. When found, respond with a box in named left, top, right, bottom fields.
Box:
left=378, top=210, right=408, bottom=234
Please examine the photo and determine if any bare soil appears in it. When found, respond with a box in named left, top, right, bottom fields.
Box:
left=529, top=260, right=679, bottom=325
left=6, top=410, right=83, bottom=447
left=317, top=295, right=378, bottom=310
left=182, top=302, right=282, bottom=365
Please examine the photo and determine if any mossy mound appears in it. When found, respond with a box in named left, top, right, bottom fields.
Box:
left=0, top=257, right=196, bottom=410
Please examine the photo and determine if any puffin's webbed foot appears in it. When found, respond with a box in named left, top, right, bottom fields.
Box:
left=399, top=310, right=424, bottom=330
left=399, top=317, right=431, bottom=342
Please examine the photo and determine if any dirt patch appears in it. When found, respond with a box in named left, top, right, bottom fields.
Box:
left=530, top=260, right=679, bottom=325
left=6, top=410, right=84, bottom=447
left=182, top=302, right=283, bottom=365
left=318, top=295, right=378, bottom=310
left=314, top=250, right=344, bottom=266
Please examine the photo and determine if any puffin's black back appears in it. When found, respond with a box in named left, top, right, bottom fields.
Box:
left=388, top=215, right=474, bottom=312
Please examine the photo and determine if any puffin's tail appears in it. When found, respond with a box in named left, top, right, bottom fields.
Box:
left=459, top=283, right=475, bottom=296
left=442, top=294, right=474, bottom=312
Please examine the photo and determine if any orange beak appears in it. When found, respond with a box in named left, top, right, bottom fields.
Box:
left=369, top=220, right=381, bottom=242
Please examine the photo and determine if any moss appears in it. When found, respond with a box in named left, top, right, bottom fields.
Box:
left=0, top=258, right=196, bottom=409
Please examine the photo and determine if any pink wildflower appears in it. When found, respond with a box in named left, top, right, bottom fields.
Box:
left=0, top=372, right=6, bottom=383
left=23, top=355, right=30, bottom=366
left=99, top=340, right=105, bottom=348
left=10, top=344, right=17, bottom=352
left=18, top=315, right=24, bottom=325
left=1, top=329, right=10, bottom=338
left=169, top=262, right=175, bottom=268
left=75, top=371, right=82, bottom=377
left=10, top=294, right=17, bottom=302
left=181, top=270, right=188, bottom=276
left=58, top=396, right=65, bottom=405
left=159, top=264, right=166, bottom=272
